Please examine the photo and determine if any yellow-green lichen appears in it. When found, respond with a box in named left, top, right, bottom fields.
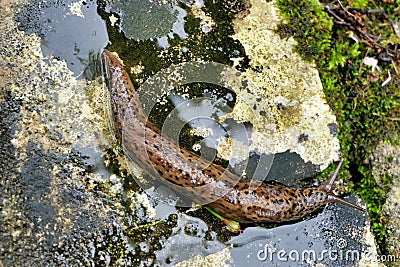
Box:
left=173, top=247, right=232, bottom=267
left=222, top=0, right=340, bottom=169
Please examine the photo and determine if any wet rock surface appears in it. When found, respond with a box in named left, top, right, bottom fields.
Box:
left=229, top=200, right=374, bottom=266
left=0, top=0, right=384, bottom=266
left=14, top=0, right=108, bottom=75
left=0, top=2, right=125, bottom=265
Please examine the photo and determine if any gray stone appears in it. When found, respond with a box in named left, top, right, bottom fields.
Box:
left=371, top=140, right=400, bottom=258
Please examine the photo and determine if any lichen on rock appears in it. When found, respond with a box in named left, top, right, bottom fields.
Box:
left=371, top=140, right=400, bottom=257
left=223, top=0, right=340, bottom=169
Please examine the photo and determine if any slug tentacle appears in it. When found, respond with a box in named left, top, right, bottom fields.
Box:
left=323, top=158, right=344, bottom=193
left=101, top=49, right=366, bottom=223
left=327, top=195, right=366, bottom=212
left=322, top=158, right=366, bottom=212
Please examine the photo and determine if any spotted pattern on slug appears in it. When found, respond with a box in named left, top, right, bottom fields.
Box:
left=102, top=50, right=365, bottom=223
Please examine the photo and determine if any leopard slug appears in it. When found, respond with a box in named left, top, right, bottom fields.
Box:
left=101, top=50, right=365, bottom=223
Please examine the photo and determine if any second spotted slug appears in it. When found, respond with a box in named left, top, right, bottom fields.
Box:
left=101, top=50, right=365, bottom=223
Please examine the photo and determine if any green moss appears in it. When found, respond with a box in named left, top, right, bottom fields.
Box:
left=124, top=215, right=177, bottom=264
left=106, top=231, right=128, bottom=263
left=276, top=0, right=333, bottom=62
left=276, top=0, right=399, bottom=252
left=349, top=0, right=369, bottom=8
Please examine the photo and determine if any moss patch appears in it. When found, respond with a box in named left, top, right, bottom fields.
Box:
left=276, top=0, right=400, bottom=252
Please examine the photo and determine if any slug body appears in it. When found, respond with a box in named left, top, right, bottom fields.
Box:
left=101, top=50, right=365, bottom=223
